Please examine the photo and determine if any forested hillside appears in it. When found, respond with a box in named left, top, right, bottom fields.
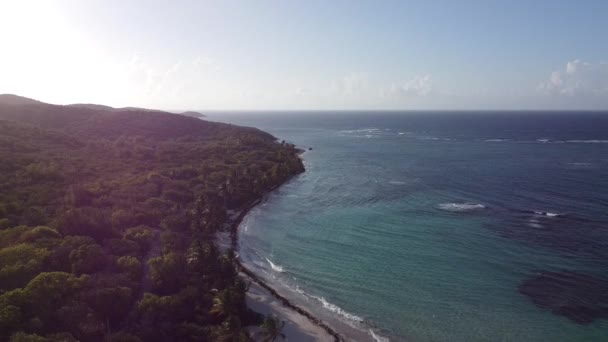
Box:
left=0, top=95, right=304, bottom=341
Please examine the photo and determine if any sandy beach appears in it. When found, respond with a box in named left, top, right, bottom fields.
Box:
left=243, top=273, right=336, bottom=341
left=229, top=195, right=342, bottom=342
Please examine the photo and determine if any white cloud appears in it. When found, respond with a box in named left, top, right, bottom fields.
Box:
left=386, top=74, right=433, bottom=97
left=331, top=72, right=368, bottom=97
left=293, top=87, right=310, bottom=96
left=539, top=60, right=608, bottom=96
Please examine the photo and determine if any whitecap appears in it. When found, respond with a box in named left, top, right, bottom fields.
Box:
left=533, top=211, right=561, bottom=217
left=370, top=329, right=391, bottom=342
left=309, top=295, right=365, bottom=323
left=265, top=257, right=286, bottom=273
left=527, top=219, right=543, bottom=228
left=485, top=138, right=508, bottom=142
left=537, top=138, right=551, bottom=143
left=388, top=180, right=406, bottom=185
left=437, top=203, right=485, bottom=212
left=566, top=139, right=608, bottom=144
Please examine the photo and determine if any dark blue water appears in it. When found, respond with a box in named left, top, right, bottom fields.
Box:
left=215, top=112, right=608, bottom=341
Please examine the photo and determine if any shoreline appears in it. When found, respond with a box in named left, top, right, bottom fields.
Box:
left=228, top=179, right=345, bottom=342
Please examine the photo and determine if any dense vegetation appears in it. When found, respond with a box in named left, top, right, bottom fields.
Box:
left=0, top=95, right=304, bottom=341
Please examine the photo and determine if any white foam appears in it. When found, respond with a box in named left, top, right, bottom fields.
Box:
left=340, top=128, right=382, bottom=134
left=537, top=138, right=550, bottom=143
left=438, top=203, right=485, bottom=212
left=566, top=139, right=608, bottom=143
left=485, top=138, right=508, bottom=142
left=533, top=211, right=561, bottom=217
left=388, top=180, right=406, bottom=185
left=370, top=329, right=391, bottom=342
left=309, top=295, right=365, bottom=324
left=265, top=257, right=285, bottom=273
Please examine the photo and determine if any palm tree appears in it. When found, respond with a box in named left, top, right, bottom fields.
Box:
left=216, top=315, right=250, bottom=342
left=258, top=315, right=286, bottom=342
left=210, top=289, right=235, bottom=317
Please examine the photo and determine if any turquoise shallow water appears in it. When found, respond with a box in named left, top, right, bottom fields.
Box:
left=216, top=112, right=608, bottom=341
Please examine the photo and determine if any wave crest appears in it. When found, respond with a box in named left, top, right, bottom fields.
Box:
left=533, top=211, right=561, bottom=217
left=438, top=203, right=485, bottom=212
left=309, top=295, right=365, bottom=323
left=265, top=257, right=286, bottom=273
left=370, top=329, right=391, bottom=342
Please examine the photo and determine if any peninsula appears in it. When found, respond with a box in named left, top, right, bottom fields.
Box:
left=0, top=94, right=322, bottom=341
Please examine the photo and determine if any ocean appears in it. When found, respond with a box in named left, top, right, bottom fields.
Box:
left=215, top=112, right=608, bottom=341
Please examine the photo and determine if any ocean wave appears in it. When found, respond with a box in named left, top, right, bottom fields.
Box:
left=308, top=294, right=365, bottom=324
left=370, top=329, right=391, bottom=342
left=388, top=180, right=406, bottom=185
left=340, top=128, right=382, bottom=134
left=533, top=211, right=561, bottom=217
left=566, top=139, right=608, bottom=144
left=527, top=218, right=543, bottom=228
left=437, top=203, right=485, bottom=212
left=485, top=138, right=509, bottom=142
left=533, top=139, right=608, bottom=144
left=418, top=136, right=452, bottom=141
left=265, top=257, right=286, bottom=273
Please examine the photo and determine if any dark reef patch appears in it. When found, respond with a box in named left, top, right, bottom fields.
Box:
left=487, top=209, right=608, bottom=262
left=519, top=271, right=608, bottom=324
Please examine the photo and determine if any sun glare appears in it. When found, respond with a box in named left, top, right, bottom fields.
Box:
left=0, top=0, right=121, bottom=104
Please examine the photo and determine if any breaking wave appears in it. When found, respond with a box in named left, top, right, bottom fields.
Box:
left=438, top=203, right=486, bottom=212
left=370, top=329, right=391, bottom=342
left=566, top=139, right=608, bottom=144
left=265, top=257, right=286, bottom=273
left=308, top=294, right=365, bottom=324
left=533, top=211, right=561, bottom=217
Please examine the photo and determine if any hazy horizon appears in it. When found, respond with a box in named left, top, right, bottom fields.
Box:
left=1, top=0, right=607, bottom=111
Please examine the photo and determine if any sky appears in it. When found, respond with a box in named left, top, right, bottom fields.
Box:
left=0, top=0, right=607, bottom=110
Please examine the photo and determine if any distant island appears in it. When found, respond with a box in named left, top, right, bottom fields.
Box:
left=179, top=111, right=206, bottom=119
left=0, top=94, right=305, bottom=341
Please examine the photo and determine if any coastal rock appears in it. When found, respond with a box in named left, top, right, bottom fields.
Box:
left=519, top=271, right=608, bottom=324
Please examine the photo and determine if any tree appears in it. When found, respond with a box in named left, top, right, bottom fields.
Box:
left=148, top=252, right=187, bottom=294
left=258, top=315, right=286, bottom=342
left=0, top=272, right=88, bottom=337
left=123, top=226, right=155, bottom=251
left=58, top=207, right=113, bottom=242
left=210, top=283, right=247, bottom=320
left=84, top=286, right=132, bottom=332
left=19, top=226, right=61, bottom=243
left=215, top=316, right=249, bottom=342
left=117, top=256, right=142, bottom=281
left=0, top=305, right=21, bottom=340
left=0, top=244, right=50, bottom=292
left=69, top=243, right=107, bottom=274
